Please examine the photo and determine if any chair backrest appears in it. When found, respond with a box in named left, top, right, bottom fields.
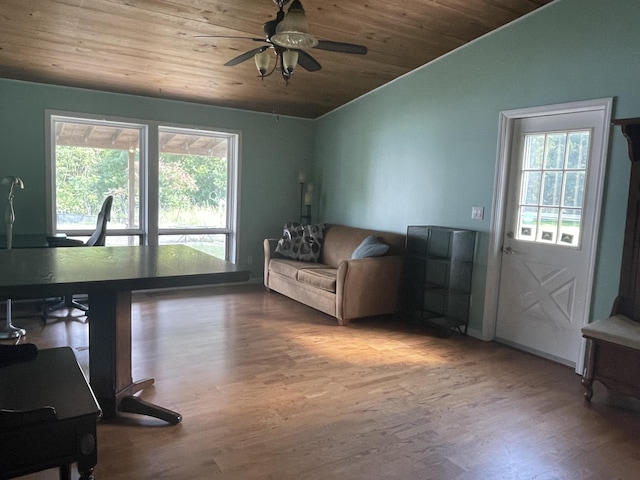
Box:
left=86, top=196, right=113, bottom=247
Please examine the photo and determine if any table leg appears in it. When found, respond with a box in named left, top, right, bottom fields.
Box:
left=120, top=395, right=182, bottom=425
left=582, top=338, right=596, bottom=401
left=0, top=299, right=26, bottom=340
left=88, top=291, right=181, bottom=424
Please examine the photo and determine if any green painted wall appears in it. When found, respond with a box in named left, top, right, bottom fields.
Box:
left=0, top=80, right=314, bottom=275
left=314, top=0, right=640, bottom=335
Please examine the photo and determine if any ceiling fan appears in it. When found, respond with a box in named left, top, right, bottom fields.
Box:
left=198, top=0, right=368, bottom=83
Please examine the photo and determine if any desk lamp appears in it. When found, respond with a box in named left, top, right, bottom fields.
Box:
left=1, top=176, right=26, bottom=339
left=2, top=176, right=24, bottom=249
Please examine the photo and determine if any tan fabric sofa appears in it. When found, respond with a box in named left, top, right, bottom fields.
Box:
left=263, top=224, right=405, bottom=325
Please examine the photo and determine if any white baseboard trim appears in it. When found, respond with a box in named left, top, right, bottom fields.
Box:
left=466, top=326, right=488, bottom=341
left=495, top=337, right=576, bottom=368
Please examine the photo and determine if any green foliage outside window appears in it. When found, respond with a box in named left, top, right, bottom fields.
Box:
left=56, top=146, right=228, bottom=228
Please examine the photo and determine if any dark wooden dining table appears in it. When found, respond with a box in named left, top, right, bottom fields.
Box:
left=0, top=234, right=50, bottom=249
left=0, top=244, right=250, bottom=424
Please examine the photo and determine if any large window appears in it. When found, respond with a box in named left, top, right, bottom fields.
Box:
left=46, top=112, right=240, bottom=261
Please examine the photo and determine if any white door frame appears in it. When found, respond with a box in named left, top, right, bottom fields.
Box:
left=483, top=98, right=613, bottom=373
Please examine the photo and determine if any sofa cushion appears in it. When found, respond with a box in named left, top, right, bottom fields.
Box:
left=351, top=235, right=390, bottom=259
left=269, top=258, right=327, bottom=279
left=275, top=222, right=324, bottom=262
left=297, top=268, right=338, bottom=292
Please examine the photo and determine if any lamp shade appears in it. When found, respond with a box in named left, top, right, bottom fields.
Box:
left=282, top=50, right=299, bottom=73
left=271, top=0, right=318, bottom=49
left=254, top=50, right=271, bottom=76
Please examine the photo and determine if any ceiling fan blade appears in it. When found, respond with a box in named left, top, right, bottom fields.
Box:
left=315, top=40, right=367, bottom=55
left=195, top=35, right=266, bottom=43
left=224, top=46, right=269, bottom=67
left=297, top=50, right=322, bottom=72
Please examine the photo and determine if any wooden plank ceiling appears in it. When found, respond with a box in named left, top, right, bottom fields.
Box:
left=0, top=0, right=554, bottom=119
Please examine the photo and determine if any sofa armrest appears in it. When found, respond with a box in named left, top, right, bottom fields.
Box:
left=264, top=238, right=279, bottom=288
left=335, top=255, right=405, bottom=324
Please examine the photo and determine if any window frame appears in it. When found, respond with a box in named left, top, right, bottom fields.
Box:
left=45, top=110, right=241, bottom=262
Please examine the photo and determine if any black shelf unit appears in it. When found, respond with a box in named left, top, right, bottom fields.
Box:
left=404, top=225, right=476, bottom=336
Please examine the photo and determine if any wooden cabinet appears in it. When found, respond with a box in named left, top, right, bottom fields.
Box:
left=404, top=226, right=476, bottom=336
left=581, top=118, right=640, bottom=402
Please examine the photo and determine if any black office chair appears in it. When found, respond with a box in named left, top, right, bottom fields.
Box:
left=44, top=196, right=113, bottom=321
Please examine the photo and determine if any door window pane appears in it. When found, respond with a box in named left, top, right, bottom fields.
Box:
left=538, top=207, right=559, bottom=243
left=563, top=171, right=585, bottom=208
left=524, top=135, right=545, bottom=169
left=521, top=171, right=541, bottom=205
left=515, top=130, right=591, bottom=247
left=518, top=206, right=538, bottom=240
left=567, top=131, right=590, bottom=169
left=544, top=133, right=567, bottom=169
left=541, top=171, right=562, bottom=207
left=559, top=209, right=581, bottom=247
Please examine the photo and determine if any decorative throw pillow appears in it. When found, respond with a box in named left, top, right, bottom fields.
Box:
left=298, top=223, right=324, bottom=262
left=351, top=235, right=390, bottom=259
left=275, top=222, right=324, bottom=262
left=274, top=222, right=303, bottom=259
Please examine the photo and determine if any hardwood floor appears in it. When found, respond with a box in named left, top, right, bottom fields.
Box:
left=4, top=284, right=640, bottom=479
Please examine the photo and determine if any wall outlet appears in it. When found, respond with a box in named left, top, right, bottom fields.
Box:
left=471, top=206, right=484, bottom=220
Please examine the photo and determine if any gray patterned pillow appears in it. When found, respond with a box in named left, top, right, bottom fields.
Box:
left=275, top=222, right=324, bottom=262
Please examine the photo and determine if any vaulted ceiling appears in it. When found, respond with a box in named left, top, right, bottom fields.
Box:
left=0, top=0, right=554, bottom=119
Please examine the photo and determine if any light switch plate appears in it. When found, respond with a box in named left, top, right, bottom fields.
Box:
left=471, top=206, right=484, bottom=220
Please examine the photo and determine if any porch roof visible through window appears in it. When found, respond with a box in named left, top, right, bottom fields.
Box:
left=55, top=122, right=228, bottom=157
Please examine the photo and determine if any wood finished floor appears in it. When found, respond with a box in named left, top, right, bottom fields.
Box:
left=4, top=284, right=640, bottom=480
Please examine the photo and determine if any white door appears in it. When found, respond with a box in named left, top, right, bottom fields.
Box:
left=495, top=105, right=610, bottom=369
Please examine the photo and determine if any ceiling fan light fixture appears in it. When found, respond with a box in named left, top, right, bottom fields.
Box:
left=271, top=0, right=318, bottom=49
left=254, top=50, right=271, bottom=76
left=282, top=49, right=299, bottom=73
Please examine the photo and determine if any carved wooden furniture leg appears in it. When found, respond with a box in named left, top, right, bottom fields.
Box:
left=581, top=338, right=595, bottom=401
